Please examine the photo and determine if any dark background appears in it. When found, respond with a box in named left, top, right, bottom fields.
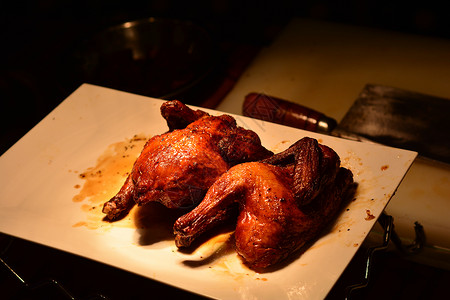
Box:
left=1, top=0, right=449, bottom=154
left=1, top=1, right=449, bottom=299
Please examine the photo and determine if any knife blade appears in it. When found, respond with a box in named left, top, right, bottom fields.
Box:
left=243, top=84, right=450, bottom=164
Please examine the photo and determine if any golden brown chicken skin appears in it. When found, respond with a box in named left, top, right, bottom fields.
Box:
left=174, top=137, right=354, bottom=269
left=102, top=100, right=273, bottom=220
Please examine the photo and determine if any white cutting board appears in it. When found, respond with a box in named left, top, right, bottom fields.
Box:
left=217, top=18, right=450, bottom=257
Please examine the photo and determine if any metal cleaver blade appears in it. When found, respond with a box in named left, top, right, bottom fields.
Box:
left=334, top=84, right=449, bottom=164
left=243, top=84, right=450, bottom=164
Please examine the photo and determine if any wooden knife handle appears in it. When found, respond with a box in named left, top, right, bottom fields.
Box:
left=243, top=93, right=337, bottom=133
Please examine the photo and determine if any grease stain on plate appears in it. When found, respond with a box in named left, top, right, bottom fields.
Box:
left=72, top=134, right=148, bottom=229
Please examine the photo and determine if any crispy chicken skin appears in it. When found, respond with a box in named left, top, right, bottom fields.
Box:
left=173, top=137, right=354, bottom=269
left=102, top=100, right=273, bottom=220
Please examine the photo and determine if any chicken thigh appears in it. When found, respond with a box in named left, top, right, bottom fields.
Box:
left=174, top=137, right=354, bottom=269
left=102, top=100, right=273, bottom=220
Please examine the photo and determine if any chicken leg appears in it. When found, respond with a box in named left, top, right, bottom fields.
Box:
left=174, top=137, right=354, bottom=269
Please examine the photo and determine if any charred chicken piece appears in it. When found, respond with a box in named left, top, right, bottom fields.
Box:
left=173, top=137, right=354, bottom=269
left=102, top=100, right=273, bottom=220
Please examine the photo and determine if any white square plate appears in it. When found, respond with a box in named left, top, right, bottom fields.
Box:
left=0, top=84, right=416, bottom=299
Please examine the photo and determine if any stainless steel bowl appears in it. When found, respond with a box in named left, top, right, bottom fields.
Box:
left=75, top=17, right=217, bottom=98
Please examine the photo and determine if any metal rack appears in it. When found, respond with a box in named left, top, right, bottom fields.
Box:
left=0, top=234, right=109, bottom=300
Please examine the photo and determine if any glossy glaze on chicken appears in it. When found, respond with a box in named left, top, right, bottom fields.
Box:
left=102, top=100, right=273, bottom=220
left=174, top=137, right=354, bottom=269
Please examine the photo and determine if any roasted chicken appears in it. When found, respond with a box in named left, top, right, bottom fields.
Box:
left=174, top=137, right=354, bottom=269
left=102, top=100, right=273, bottom=220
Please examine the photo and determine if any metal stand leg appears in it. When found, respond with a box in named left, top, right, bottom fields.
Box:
left=344, top=212, right=426, bottom=299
